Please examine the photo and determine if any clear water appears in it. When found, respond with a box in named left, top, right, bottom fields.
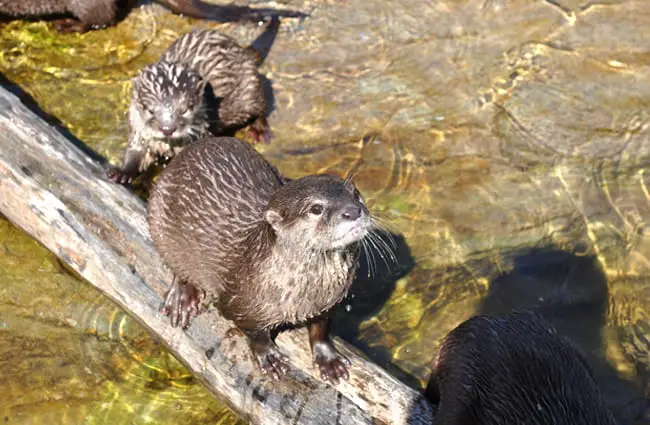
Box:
left=0, top=0, right=648, bottom=423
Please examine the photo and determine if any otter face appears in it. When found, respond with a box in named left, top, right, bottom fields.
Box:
left=265, top=175, right=371, bottom=251
left=131, top=62, right=207, bottom=140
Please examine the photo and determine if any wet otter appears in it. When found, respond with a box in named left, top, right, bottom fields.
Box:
left=147, top=136, right=372, bottom=383
left=106, top=18, right=279, bottom=185
left=426, top=311, right=617, bottom=424
left=0, top=0, right=306, bottom=33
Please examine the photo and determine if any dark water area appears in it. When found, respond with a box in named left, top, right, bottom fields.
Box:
left=1, top=0, right=649, bottom=423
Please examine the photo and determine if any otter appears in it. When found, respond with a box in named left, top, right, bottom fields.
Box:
left=426, top=311, right=618, bottom=425
left=147, top=136, right=372, bottom=383
left=106, top=18, right=280, bottom=185
left=0, top=0, right=306, bottom=33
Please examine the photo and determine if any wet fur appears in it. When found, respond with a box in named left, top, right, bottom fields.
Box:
left=222, top=177, right=362, bottom=330
left=427, top=311, right=617, bottom=425
left=147, top=136, right=365, bottom=332
left=110, top=23, right=272, bottom=182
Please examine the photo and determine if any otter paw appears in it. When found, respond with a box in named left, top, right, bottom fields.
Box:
left=106, top=167, right=136, bottom=185
left=255, top=347, right=290, bottom=381
left=160, top=281, right=205, bottom=329
left=247, top=124, right=274, bottom=144
left=312, top=341, right=351, bottom=384
left=53, top=18, right=89, bottom=33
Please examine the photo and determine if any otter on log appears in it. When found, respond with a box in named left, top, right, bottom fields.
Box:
left=147, top=136, right=374, bottom=383
left=106, top=18, right=279, bottom=185
left=0, top=0, right=307, bottom=33
left=426, top=311, right=618, bottom=425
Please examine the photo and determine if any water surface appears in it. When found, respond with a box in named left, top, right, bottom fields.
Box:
left=0, top=0, right=649, bottom=423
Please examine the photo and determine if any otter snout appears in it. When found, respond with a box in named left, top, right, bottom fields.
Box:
left=160, top=125, right=177, bottom=137
left=341, top=205, right=363, bottom=221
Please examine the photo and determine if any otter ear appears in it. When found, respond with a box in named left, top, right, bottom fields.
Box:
left=264, top=209, right=283, bottom=230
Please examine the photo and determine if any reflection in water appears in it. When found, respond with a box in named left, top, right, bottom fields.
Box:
left=1, top=0, right=650, bottom=423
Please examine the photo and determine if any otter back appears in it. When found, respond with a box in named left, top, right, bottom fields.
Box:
left=429, top=311, right=617, bottom=425
left=147, top=136, right=282, bottom=293
left=160, top=29, right=266, bottom=130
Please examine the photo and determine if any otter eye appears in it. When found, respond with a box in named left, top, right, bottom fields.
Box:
left=309, top=204, right=324, bottom=216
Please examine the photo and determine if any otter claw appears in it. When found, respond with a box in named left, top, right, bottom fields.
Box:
left=53, top=18, right=89, bottom=33
left=106, top=167, right=136, bottom=185
left=248, top=336, right=290, bottom=380
left=247, top=117, right=274, bottom=144
left=312, top=342, right=350, bottom=384
left=248, top=126, right=274, bottom=144
left=160, top=280, right=204, bottom=329
left=257, top=350, right=290, bottom=381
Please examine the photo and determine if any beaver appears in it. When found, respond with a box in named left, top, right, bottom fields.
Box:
left=425, top=310, right=618, bottom=424
left=147, top=136, right=373, bottom=383
left=0, top=0, right=306, bottom=33
left=105, top=17, right=280, bottom=185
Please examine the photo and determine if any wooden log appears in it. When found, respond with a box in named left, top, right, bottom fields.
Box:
left=0, top=82, right=434, bottom=425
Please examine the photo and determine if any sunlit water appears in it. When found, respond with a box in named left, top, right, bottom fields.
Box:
left=0, top=0, right=649, bottom=423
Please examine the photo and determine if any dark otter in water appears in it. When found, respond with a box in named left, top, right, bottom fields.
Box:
left=0, top=0, right=306, bottom=33
left=425, top=311, right=617, bottom=425
left=106, top=18, right=279, bottom=185
left=147, top=136, right=372, bottom=383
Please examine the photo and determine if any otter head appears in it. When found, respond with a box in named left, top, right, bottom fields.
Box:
left=132, top=62, right=207, bottom=140
left=264, top=174, right=371, bottom=251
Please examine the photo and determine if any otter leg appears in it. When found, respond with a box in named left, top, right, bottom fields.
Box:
left=53, top=18, right=91, bottom=33
left=308, top=318, right=350, bottom=384
left=243, top=329, right=290, bottom=381
left=247, top=116, right=274, bottom=144
left=160, top=277, right=205, bottom=329
left=424, top=368, right=441, bottom=403
left=54, top=0, right=117, bottom=33
left=106, top=149, right=143, bottom=185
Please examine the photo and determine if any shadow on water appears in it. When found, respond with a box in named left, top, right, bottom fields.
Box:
left=479, top=248, right=647, bottom=424
left=415, top=247, right=648, bottom=424
left=332, top=230, right=421, bottom=388
left=419, top=247, right=646, bottom=424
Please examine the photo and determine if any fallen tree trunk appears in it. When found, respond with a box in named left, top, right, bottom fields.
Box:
left=0, top=82, right=434, bottom=425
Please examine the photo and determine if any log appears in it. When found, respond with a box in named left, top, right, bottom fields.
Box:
left=0, top=81, right=434, bottom=425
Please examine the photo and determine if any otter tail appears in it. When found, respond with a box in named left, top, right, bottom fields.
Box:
left=156, top=0, right=308, bottom=24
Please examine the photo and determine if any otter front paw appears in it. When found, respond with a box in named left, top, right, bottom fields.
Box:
left=255, top=346, right=290, bottom=381
left=312, top=341, right=350, bottom=384
left=247, top=117, right=274, bottom=144
left=245, top=331, right=291, bottom=380
left=160, top=280, right=205, bottom=329
left=106, top=167, right=137, bottom=185
left=53, top=18, right=90, bottom=33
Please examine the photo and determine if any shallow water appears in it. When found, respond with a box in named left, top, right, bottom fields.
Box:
left=0, top=0, right=649, bottom=423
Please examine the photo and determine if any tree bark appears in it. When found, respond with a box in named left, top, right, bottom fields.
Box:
left=0, top=83, right=434, bottom=425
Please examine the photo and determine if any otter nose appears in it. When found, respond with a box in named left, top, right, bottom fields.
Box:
left=160, top=125, right=176, bottom=136
left=341, top=206, right=362, bottom=221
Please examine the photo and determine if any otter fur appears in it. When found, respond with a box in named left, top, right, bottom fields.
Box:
left=106, top=18, right=279, bottom=185
left=426, top=311, right=618, bottom=425
left=147, top=136, right=372, bottom=383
